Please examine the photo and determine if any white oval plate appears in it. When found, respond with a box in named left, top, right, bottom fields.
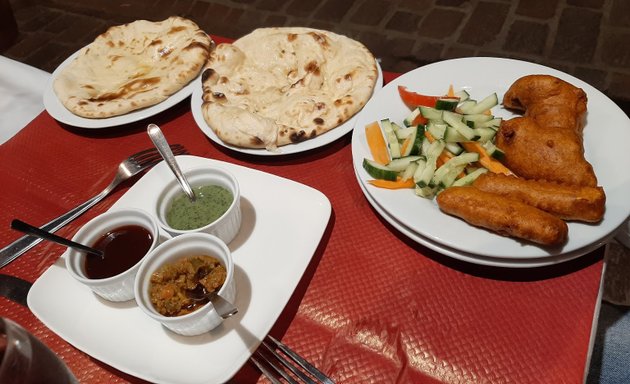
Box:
left=191, top=62, right=383, bottom=155
left=43, top=48, right=200, bottom=129
left=352, top=57, right=630, bottom=260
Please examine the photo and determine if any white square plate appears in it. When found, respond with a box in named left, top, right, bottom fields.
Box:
left=28, top=155, right=331, bottom=383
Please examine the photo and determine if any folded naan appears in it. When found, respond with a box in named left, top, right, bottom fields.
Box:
left=54, top=16, right=212, bottom=118
left=201, top=27, right=378, bottom=150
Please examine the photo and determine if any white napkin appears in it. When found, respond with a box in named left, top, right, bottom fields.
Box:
left=0, top=55, right=51, bottom=144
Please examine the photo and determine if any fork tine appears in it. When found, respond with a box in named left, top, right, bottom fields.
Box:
left=250, top=353, right=284, bottom=384
left=261, top=341, right=317, bottom=384
left=266, top=336, right=334, bottom=384
left=131, top=146, right=188, bottom=167
left=254, top=350, right=301, bottom=384
left=129, top=144, right=185, bottom=163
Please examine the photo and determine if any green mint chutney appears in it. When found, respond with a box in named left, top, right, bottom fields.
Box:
left=166, top=185, right=233, bottom=230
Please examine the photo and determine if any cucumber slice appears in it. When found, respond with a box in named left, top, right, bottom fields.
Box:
left=401, top=161, right=419, bottom=181
left=415, top=185, right=437, bottom=198
left=479, top=117, right=502, bottom=129
left=473, top=126, right=497, bottom=143
left=451, top=168, right=488, bottom=187
left=463, top=113, right=493, bottom=126
left=442, top=111, right=476, bottom=140
left=412, top=156, right=428, bottom=184
left=400, top=125, right=424, bottom=156
left=435, top=97, right=460, bottom=111
left=444, top=126, right=468, bottom=143
left=460, top=93, right=499, bottom=114
left=454, top=89, right=470, bottom=101
left=438, top=164, right=467, bottom=189
left=363, top=158, right=398, bottom=181
left=416, top=140, right=445, bottom=187
left=432, top=152, right=480, bottom=188
left=387, top=155, right=423, bottom=172
left=427, top=121, right=447, bottom=140
left=396, top=127, right=415, bottom=140
left=483, top=141, right=505, bottom=160
left=403, top=107, right=421, bottom=127
left=445, top=142, right=463, bottom=155
left=456, top=100, right=476, bottom=114
left=381, top=118, right=401, bottom=159
left=419, top=106, right=443, bottom=121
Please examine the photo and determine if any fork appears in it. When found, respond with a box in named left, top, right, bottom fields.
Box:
left=250, top=336, right=335, bottom=384
left=0, top=144, right=187, bottom=269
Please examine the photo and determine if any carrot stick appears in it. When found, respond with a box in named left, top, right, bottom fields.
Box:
left=368, top=178, right=415, bottom=189
left=447, top=84, right=455, bottom=97
left=461, top=141, right=514, bottom=175
left=365, top=121, right=389, bottom=165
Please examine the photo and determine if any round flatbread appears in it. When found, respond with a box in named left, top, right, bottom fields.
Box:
left=53, top=16, right=212, bottom=119
left=201, top=27, right=378, bottom=150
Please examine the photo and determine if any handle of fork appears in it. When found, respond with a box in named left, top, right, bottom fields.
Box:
left=147, top=124, right=196, bottom=202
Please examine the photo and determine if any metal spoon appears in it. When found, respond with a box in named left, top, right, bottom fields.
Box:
left=186, top=283, right=238, bottom=319
left=10, top=219, right=104, bottom=259
left=147, top=123, right=196, bottom=202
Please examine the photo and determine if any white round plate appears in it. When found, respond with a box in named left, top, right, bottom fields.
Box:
left=191, top=63, right=383, bottom=155
left=43, top=48, right=200, bottom=129
left=352, top=57, right=630, bottom=260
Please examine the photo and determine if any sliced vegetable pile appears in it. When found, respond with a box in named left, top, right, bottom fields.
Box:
left=362, top=85, right=513, bottom=198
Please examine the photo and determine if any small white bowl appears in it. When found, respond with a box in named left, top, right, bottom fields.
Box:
left=156, top=166, right=241, bottom=244
left=66, top=208, right=160, bottom=302
left=134, top=233, right=236, bottom=336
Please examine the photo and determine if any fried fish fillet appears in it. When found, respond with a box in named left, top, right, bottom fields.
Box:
left=496, top=117, right=598, bottom=187
left=503, top=74, right=587, bottom=134
left=436, top=186, right=568, bottom=246
left=472, top=173, right=605, bottom=222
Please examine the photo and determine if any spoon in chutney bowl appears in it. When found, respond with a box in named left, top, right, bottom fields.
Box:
left=186, top=282, right=238, bottom=319
left=147, top=123, right=196, bottom=202
left=10, top=219, right=104, bottom=259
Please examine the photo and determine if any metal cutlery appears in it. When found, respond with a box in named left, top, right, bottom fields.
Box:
left=251, top=335, right=335, bottom=384
left=0, top=144, right=187, bottom=269
left=147, top=124, right=196, bottom=201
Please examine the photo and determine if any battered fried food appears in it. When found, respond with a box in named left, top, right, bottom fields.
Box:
left=472, top=173, right=605, bottom=222
left=503, top=74, right=587, bottom=134
left=436, top=186, right=568, bottom=246
left=499, top=74, right=598, bottom=187
left=496, top=117, right=598, bottom=186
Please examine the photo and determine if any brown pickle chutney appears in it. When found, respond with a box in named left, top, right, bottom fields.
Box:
left=149, top=255, right=226, bottom=317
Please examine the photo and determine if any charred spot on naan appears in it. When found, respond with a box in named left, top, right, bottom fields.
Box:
left=304, top=61, right=320, bottom=75
left=308, top=31, right=329, bottom=47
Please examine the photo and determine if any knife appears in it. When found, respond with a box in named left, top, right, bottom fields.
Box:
left=0, top=274, right=31, bottom=307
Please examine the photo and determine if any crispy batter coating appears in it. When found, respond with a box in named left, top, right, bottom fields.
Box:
left=496, top=117, right=597, bottom=187
left=499, top=74, right=599, bottom=187
left=503, top=74, right=587, bottom=134
left=472, top=173, right=605, bottom=222
left=436, top=186, right=568, bottom=246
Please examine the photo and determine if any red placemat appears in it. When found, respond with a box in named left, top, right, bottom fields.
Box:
left=0, top=65, right=603, bottom=382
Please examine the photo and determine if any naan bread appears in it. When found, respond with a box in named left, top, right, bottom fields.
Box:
left=54, top=16, right=212, bottom=118
left=201, top=27, right=378, bottom=150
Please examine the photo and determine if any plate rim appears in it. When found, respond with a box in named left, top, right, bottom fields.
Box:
left=351, top=56, right=630, bottom=260
left=191, top=61, right=384, bottom=156
left=43, top=47, right=200, bottom=129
